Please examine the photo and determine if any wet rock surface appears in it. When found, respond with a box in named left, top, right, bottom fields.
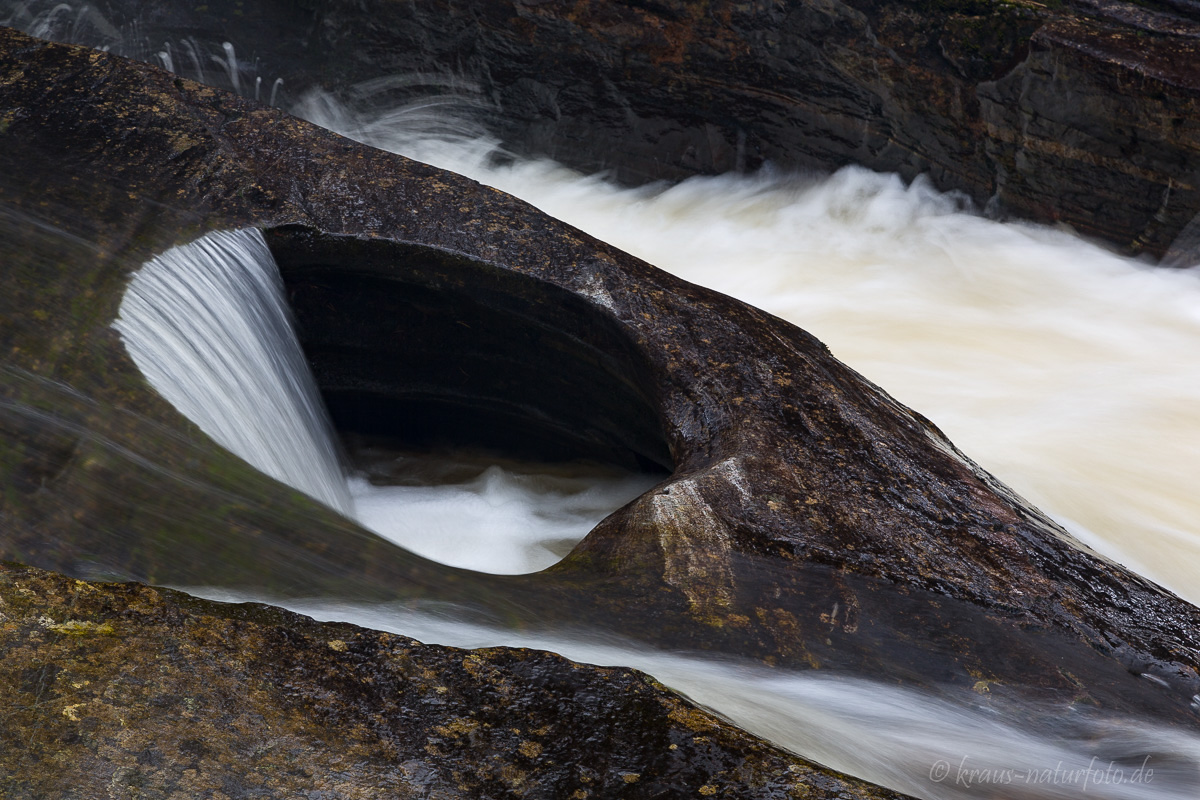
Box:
left=0, top=563, right=903, bottom=799
left=18, top=0, right=1200, bottom=255
left=2, top=23, right=1200, bottom=794
left=299, top=0, right=1200, bottom=256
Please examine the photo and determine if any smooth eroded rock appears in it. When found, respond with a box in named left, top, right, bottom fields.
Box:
left=0, top=563, right=905, bottom=799
left=1, top=26, right=1198, bottom=786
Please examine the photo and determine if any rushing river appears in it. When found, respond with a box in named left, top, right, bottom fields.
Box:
left=7, top=4, right=1200, bottom=798
left=8, top=0, right=1200, bottom=606
left=297, top=91, right=1200, bottom=610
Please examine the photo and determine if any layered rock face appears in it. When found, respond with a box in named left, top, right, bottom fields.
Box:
left=299, top=0, right=1200, bottom=256
left=20, top=0, right=1200, bottom=255
left=2, top=22, right=1200, bottom=795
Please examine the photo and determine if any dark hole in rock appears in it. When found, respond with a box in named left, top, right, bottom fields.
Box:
left=265, top=223, right=674, bottom=476
left=266, top=226, right=672, bottom=568
left=265, top=225, right=673, bottom=572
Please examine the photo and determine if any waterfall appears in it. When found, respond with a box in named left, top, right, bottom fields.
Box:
left=113, top=228, right=354, bottom=516
left=113, top=228, right=656, bottom=572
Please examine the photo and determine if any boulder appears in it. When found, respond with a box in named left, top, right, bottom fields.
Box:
left=1, top=25, right=1199, bottom=787
left=0, top=562, right=906, bottom=799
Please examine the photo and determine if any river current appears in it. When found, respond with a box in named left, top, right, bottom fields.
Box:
left=7, top=4, right=1200, bottom=797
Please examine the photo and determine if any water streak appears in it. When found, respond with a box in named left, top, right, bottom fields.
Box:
left=113, top=228, right=353, bottom=515
left=2, top=0, right=122, bottom=47
left=1, top=4, right=291, bottom=107
left=187, top=593, right=1200, bottom=800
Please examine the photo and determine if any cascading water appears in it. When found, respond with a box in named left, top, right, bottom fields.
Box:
left=113, top=228, right=354, bottom=516
left=12, top=7, right=1200, bottom=798
left=114, top=227, right=658, bottom=573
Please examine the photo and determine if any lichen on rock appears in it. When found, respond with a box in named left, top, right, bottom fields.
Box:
left=0, top=562, right=906, bottom=799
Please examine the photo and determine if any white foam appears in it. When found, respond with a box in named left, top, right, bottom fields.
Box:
left=348, top=457, right=658, bottom=574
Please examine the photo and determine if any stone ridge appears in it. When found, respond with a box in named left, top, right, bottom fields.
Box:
left=0, top=562, right=910, bottom=799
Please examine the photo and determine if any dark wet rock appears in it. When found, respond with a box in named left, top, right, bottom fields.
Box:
left=0, top=562, right=905, bottom=799
left=294, top=0, right=1200, bottom=256
left=18, top=0, right=1200, bottom=255
left=1, top=25, right=1200, bottom=789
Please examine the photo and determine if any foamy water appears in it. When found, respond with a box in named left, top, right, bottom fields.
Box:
left=348, top=448, right=660, bottom=573
left=296, top=90, right=1200, bottom=607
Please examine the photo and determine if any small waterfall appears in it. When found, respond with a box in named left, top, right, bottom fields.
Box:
left=112, top=228, right=660, bottom=573
left=114, top=228, right=354, bottom=516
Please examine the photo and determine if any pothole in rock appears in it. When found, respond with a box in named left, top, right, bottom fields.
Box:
left=116, top=226, right=674, bottom=576
left=270, top=226, right=676, bottom=574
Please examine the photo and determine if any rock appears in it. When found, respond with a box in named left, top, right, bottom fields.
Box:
left=1, top=23, right=1199, bottom=777
left=22, top=0, right=1200, bottom=255
left=0, top=562, right=906, bottom=799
